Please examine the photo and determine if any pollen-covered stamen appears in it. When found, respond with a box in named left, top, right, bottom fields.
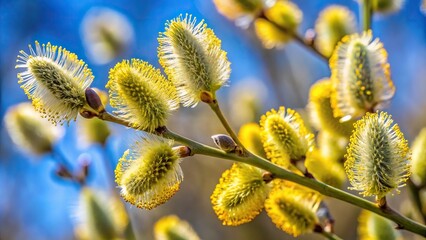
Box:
left=344, top=111, right=411, bottom=198
left=115, top=135, right=183, bottom=210
left=16, top=42, right=94, bottom=124
left=211, top=163, right=270, bottom=226
left=158, top=14, right=231, bottom=107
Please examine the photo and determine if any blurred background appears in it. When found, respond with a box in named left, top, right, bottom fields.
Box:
left=0, top=0, right=425, bottom=239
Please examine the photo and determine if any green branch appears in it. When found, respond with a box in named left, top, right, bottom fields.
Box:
left=259, top=15, right=329, bottom=61
left=98, top=113, right=426, bottom=237
left=162, top=128, right=426, bottom=237
left=361, top=0, right=372, bottom=31
left=207, top=99, right=248, bottom=154
left=319, top=231, right=343, bottom=240
left=408, top=179, right=426, bottom=224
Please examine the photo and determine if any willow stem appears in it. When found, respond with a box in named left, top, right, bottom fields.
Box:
left=208, top=99, right=248, bottom=154
left=162, top=128, right=426, bottom=236
left=100, top=113, right=426, bottom=237
left=290, top=32, right=329, bottom=61
left=98, top=111, right=132, bottom=128
left=361, top=0, right=372, bottom=31
left=51, top=146, right=86, bottom=187
left=259, top=15, right=329, bottom=61
left=101, top=146, right=117, bottom=193
left=408, top=179, right=426, bottom=223
left=320, top=231, right=343, bottom=240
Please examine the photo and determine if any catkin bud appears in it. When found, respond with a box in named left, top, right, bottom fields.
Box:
left=211, top=134, right=238, bottom=153
left=4, top=102, right=63, bottom=155
left=16, top=41, right=94, bottom=125
left=85, top=88, right=105, bottom=113
left=106, top=59, right=179, bottom=132
left=314, top=5, right=357, bottom=57
left=158, top=14, right=231, bottom=107
left=308, top=78, right=355, bottom=137
left=411, top=128, right=426, bottom=186
left=265, top=181, right=321, bottom=237
left=254, top=0, right=303, bottom=49
left=78, top=88, right=111, bottom=146
left=115, top=135, right=183, bottom=209
left=344, top=111, right=411, bottom=199
left=211, top=163, right=270, bottom=226
left=358, top=210, right=402, bottom=240
left=75, top=188, right=129, bottom=240
left=260, top=107, right=314, bottom=167
left=330, top=31, right=395, bottom=121
left=154, top=215, right=200, bottom=240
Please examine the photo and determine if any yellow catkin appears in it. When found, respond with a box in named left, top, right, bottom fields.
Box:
left=5, top=102, right=63, bottom=155
left=158, top=14, right=230, bottom=107
left=358, top=210, right=403, bottom=240
left=265, top=180, right=321, bottom=237
left=308, top=78, right=355, bottom=137
left=359, top=0, right=405, bottom=14
left=344, top=111, right=411, bottom=199
left=411, top=128, right=426, bottom=185
left=213, top=0, right=263, bottom=20
left=106, top=59, right=179, bottom=132
left=330, top=31, right=395, bottom=121
left=305, top=149, right=346, bottom=188
left=238, top=123, right=267, bottom=157
left=16, top=41, right=94, bottom=125
left=81, top=7, right=134, bottom=64
left=211, top=163, right=270, bottom=225
left=254, top=1, right=302, bottom=49
left=115, top=135, right=182, bottom=209
left=314, top=5, right=357, bottom=57
left=260, top=107, right=314, bottom=168
left=75, top=188, right=129, bottom=240
left=154, top=215, right=200, bottom=240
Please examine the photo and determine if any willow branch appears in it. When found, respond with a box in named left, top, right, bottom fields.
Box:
left=99, top=113, right=426, bottom=237
left=258, top=15, right=329, bottom=61
left=207, top=99, right=248, bottom=154
left=320, top=231, right=343, bottom=240
left=408, top=179, right=426, bottom=223
left=163, top=128, right=426, bottom=237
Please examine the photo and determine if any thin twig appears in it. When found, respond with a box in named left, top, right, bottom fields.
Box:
left=207, top=99, right=248, bottom=155
left=258, top=14, right=329, bottom=61
left=408, top=179, right=426, bottom=224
